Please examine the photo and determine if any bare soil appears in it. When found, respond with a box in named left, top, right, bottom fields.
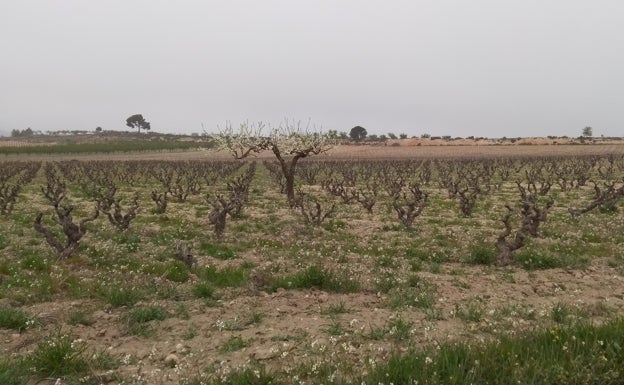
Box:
left=3, top=259, right=623, bottom=384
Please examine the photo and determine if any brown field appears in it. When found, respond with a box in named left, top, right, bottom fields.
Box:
left=3, top=141, right=624, bottom=162
left=325, top=142, right=624, bottom=159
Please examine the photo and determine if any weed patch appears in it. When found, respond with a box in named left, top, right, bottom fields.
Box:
left=268, top=265, right=360, bottom=293
left=200, top=265, right=248, bottom=288
left=0, top=306, right=33, bottom=331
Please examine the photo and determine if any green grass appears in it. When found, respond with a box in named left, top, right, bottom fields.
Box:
left=200, top=242, right=237, bottom=260
left=183, top=324, right=198, bottom=340
left=0, top=232, right=8, bottom=249
left=515, top=250, right=566, bottom=270
left=219, top=336, right=249, bottom=353
left=113, top=232, right=142, bottom=253
left=320, top=301, right=349, bottom=315
left=495, top=303, right=537, bottom=321
left=211, top=320, right=624, bottom=383
left=268, top=265, right=360, bottom=293
left=357, top=319, right=624, bottom=385
left=551, top=302, right=588, bottom=324
left=322, top=317, right=345, bottom=336
left=125, top=305, right=168, bottom=324
left=63, top=274, right=87, bottom=299
left=124, top=305, right=169, bottom=336
left=466, top=242, right=496, bottom=265
left=0, top=330, right=118, bottom=384
left=0, top=306, right=33, bottom=331
left=164, top=260, right=191, bottom=282
left=454, top=300, right=484, bottom=322
left=387, top=276, right=438, bottom=310
left=100, top=286, right=143, bottom=308
left=20, top=252, right=51, bottom=272
left=200, top=265, right=248, bottom=288
left=247, top=312, right=265, bottom=325
left=192, top=282, right=216, bottom=298
left=368, top=324, right=388, bottom=340
left=28, top=331, right=90, bottom=376
left=0, top=359, right=28, bottom=385
left=387, top=316, right=413, bottom=342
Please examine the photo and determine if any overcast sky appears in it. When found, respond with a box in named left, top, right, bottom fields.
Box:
left=1, top=1, right=623, bottom=138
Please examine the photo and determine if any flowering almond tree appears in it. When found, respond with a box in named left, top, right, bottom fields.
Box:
left=213, top=121, right=334, bottom=207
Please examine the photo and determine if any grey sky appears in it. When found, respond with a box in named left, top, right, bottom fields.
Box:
left=1, top=0, right=623, bottom=138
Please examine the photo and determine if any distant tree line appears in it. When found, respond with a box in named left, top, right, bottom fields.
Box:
left=325, top=126, right=413, bottom=142
left=11, top=128, right=34, bottom=138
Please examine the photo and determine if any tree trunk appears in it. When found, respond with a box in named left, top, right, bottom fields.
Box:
left=495, top=241, right=513, bottom=266
left=272, top=147, right=303, bottom=207
left=284, top=170, right=296, bottom=207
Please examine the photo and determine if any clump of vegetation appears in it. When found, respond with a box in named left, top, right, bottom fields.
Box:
left=219, top=335, right=249, bottom=353
left=466, top=242, right=496, bottom=265
left=200, top=242, right=236, bottom=260
left=200, top=265, right=248, bottom=288
left=11, top=330, right=118, bottom=382
left=124, top=305, right=168, bottom=336
left=268, top=265, right=360, bottom=293
left=164, top=260, right=191, bottom=282
left=0, top=306, right=33, bottom=331
left=101, top=286, right=143, bottom=308
left=192, top=282, right=215, bottom=299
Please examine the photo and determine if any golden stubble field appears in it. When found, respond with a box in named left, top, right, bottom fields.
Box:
left=1, top=143, right=624, bottom=384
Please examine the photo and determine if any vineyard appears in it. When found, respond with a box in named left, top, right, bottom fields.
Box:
left=1, top=148, right=624, bottom=384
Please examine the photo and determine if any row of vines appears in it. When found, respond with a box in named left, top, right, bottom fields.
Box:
left=1, top=153, right=623, bottom=268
